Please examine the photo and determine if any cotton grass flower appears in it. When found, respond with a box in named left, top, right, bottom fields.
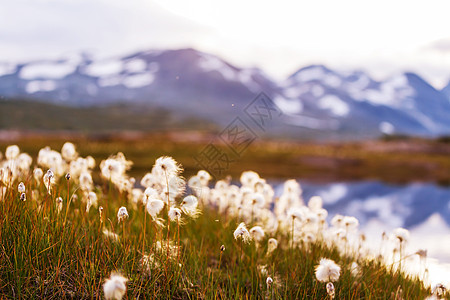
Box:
left=85, top=191, right=98, bottom=213
left=181, top=195, right=200, bottom=218
left=197, top=170, right=211, bottom=186
left=308, top=196, right=323, bottom=212
left=99, top=206, right=104, bottom=222
left=43, top=169, right=55, bottom=194
left=79, top=171, right=93, bottom=191
left=168, top=207, right=182, bottom=223
left=326, top=282, right=335, bottom=299
left=117, top=207, right=129, bottom=222
left=103, top=229, right=119, bottom=241
left=350, top=261, right=361, bottom=278
left=146, top=198, right=165, bottom=223
left=153, top=156, right=182, bottom=177
left=141, top=253, right=160, bottom=274
left=266, top=276, right=273, bottom=289
left=432, top=283, right=447, bottom=297
left=143, top=187, right=159, bottom=204
left=61, top=142, right=78, bottom=162
left=240, top=171, right=260, bottom=188
left=56, top=196, right=63, bottom=213
left=33, top=168, right=43, bottom=183
left=18, top=182, right=25, bottom=193
left=103, top=272, right=128, bottom=300
left=331, top=214, right=344, bottom=228
left=343, top=216, right=359, bottom=232
left=315, top=258, right=341, bottom=282
left=393, top=227, right=410, bottom=244
left=234, top=222, right=252, bottom=244
left=249, top=226, right=265, bottom=242
left=5, top=145, right=20, bottom=160
left=267, top=238, right=278, bottom=255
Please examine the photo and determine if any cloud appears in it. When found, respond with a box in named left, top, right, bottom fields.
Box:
left=424, top=38, right=450, bottom=53
left=0, top=0, right=210, bottom=61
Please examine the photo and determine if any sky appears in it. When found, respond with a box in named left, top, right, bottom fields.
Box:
left=1, top=0, right=450, bottom=88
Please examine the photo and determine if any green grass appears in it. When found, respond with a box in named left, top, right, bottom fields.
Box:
left=0, top=155, right=441, bottom=299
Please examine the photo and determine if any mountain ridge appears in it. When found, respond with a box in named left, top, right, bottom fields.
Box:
left=1, top=47, right=449, bottom=139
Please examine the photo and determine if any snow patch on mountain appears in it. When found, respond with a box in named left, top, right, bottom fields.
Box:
left=25, top=80, right=57, bottom=93
left=84, top=60, right=123, bottom=77
left=284, top=86, right=309, bottom=98
left=323, top=74, right=342, bottom=88
left=364, top=75, right=415, bottom=107
left=198, top=53, right=263, bottom=92
left=122, top=73, right=155, bottom=88
left=237, top=69, right=260, bottom=92
left=274, top=96, right=303, bottom=114
left=20, top=62, right=75, bottom=80
left=318, top=95, right=349, bottom=116
left=311, top=85, right=325, bottom=97
left=124, top=59, right=147, bottom=73
left=198, top=53, right=237, bottom=81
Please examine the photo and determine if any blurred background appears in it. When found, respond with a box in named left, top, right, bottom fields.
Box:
left=1, top=0, right=450, bottom=278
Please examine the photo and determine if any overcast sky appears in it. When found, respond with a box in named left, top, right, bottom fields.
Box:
left=1, top=0, right=450, bottom=88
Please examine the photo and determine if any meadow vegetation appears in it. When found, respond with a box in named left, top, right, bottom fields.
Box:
left=1, top=142, right=448, bottom=299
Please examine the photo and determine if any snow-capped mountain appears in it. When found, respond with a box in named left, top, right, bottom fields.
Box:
left=276, top=65, right=450, bottom=137
left=1, top=48, right=449, bottom=138
left=0, top=49, right=279, bottom=124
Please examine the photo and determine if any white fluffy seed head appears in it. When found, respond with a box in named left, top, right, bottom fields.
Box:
left=233, top=222, right=252, bottom=243
left=343, top=216, right=359, bottom=231
left=181, top=195, right=198, bottom=210
left=146, top=198, right=165, bottom=219
left=33, top=168, right=43, bottom=182
left=168, top=207, right=182, bottom=222
left=181, top=195, right=201, bottom=218
left=103, top=272, right=128, bottom=300
left=240, top=171, right=260, bottom=188
left=267, top=238, right=278, bottom=254
left=117, top=207, right=129, bottom=222
left=351, top=262, right=361, bottom=278
left=331, top=214, right=344, bottom=228
left=18, top=182, right=25, bottom=193
left=153, top=156, right=181, bottom=177
left=326, top=282, right=335, bottom=298
left=283, top=179, right=302, bottom=196
left=315, top=258, right=341, bottom=283
left=249, top=226, right=265, bottom=242
left=61, top=142, right=78, bottom=162
left=197, top=170, right=211, bottom=186
left=308, top=196, right=323, bottom=212
left=432, top=283, right=447, bottom=297
left=393, top=227, right=410, bottom=243
left=5, top=145, right=20, bottom=160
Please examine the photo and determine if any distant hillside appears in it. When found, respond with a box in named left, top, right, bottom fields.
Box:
left=0, top=99, right=216, bottom=132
